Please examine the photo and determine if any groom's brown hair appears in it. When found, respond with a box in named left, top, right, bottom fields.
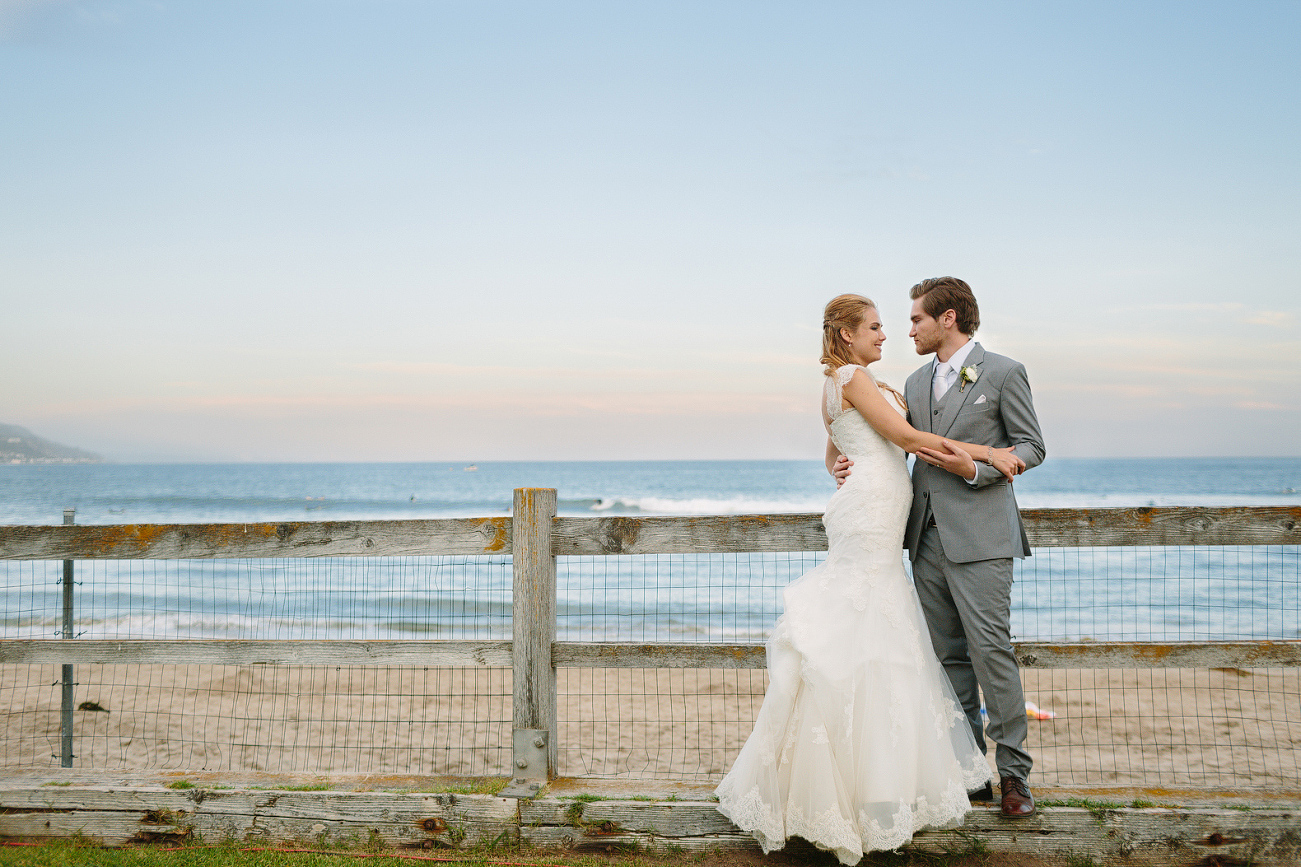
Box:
left=909, top=277, right=980, bottom=336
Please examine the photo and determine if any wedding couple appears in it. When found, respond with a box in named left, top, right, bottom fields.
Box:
left=716, top=277, right=1046, bottom=864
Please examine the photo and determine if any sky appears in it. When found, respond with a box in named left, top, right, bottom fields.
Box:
left=2, top=0, right=1298, bottom=462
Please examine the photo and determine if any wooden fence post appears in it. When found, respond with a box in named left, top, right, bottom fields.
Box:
left=60, top=508, right=75, bottom=768
left=507, top=488, right=556, bottom=796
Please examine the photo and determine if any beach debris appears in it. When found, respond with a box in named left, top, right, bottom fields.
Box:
left=77, top=700, right=108, bottom=712
left=1025, top=700, right=1057, bottom=720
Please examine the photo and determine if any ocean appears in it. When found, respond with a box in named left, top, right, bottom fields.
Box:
left=1, top=458, right=1298, bottom=645
left=2, top=457, right=1299, bottom=525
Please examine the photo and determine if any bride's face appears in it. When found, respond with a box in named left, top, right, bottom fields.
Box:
left=845, top=309, right=886, bottom=365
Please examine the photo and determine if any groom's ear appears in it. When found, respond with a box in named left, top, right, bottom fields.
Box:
left=940, top=309, right=958, bottom=330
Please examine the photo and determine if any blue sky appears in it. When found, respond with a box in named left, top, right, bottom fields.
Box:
left=2, top=1, right=1297, bottom=461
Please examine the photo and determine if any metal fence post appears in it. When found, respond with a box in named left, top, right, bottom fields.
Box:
left=504, top=488, right=556, bottom=798
left=60, top=507, right=75, bottom=767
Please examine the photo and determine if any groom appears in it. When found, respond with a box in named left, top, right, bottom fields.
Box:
left=834, top=277, right=1045, bottom=818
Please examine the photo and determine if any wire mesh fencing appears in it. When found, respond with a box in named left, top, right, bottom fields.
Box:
left=1, top=556, right=512, bottom=774
left=2, top=555, right=512, bottom=641
left=1, top=663, right=510, bottom=775
left=1023, top=667, right=1301, bottom=789
left=2, top=540, right=1299, bottom=788
left=1012, top=545, right=1300, bottom=642
left=1006, top=546, right=1301, bottom=789
left=552, top=546, right=1301, bottom=785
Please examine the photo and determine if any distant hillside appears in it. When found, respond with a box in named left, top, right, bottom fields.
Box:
left=0, top=424, right=102, bottom=464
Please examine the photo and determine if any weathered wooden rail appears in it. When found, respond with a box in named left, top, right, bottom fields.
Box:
left=5, top=781, right=1301, bottom=865
left=2, top=495, right=1299, bottom=790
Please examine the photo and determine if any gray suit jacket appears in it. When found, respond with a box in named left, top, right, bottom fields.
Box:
left=903, top=343, right=1045, bottom=564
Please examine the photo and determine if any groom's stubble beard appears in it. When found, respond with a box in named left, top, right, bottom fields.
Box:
left=912, top=331, right=941, bottom=356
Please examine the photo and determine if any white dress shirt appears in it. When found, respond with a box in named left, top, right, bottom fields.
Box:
left=934, top=339, right=976, bottom=400
left=933, top=339, right=980, bottom=485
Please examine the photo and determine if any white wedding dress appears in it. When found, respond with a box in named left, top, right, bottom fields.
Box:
left=716, top=365, right=992, bottom=864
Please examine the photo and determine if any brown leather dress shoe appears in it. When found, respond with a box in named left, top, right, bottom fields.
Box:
left=999, top=775, right=1036, bottom=818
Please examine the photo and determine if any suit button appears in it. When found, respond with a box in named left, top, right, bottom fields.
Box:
left=933, top=409, right=940, bottom=415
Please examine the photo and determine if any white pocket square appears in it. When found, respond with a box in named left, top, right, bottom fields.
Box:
left=972, top=394, right=987, bottom=405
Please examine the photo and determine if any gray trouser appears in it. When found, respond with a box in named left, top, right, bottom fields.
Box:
left=913, top=524, right=1032, bottom=780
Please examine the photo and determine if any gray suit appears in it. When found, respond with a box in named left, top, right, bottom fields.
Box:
left=904, top=342, right=1045, bottom=780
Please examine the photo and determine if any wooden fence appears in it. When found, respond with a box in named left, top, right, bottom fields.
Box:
left=2, top=491, right=1299, bottom=792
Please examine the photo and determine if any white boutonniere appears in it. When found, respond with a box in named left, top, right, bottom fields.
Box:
left=958, top=365, right=980, bottom=392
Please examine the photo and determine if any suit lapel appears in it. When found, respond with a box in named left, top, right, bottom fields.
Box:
left=912, top=364, right=935, bottom=433
left=937, top=343, right=985, bottom=438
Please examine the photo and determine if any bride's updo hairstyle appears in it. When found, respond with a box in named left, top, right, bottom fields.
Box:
left=820, top=293, right=907, bottom=409
left=821, top=294, right=876, bottom=376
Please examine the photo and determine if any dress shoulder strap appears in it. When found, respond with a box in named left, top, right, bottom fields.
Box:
left=826, top=364, right=869, bottom=420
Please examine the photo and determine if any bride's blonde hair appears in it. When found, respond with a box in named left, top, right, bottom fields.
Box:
left=820, top=294, right=906, bottom=409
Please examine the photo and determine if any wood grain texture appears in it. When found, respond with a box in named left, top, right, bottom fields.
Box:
left=552, top=514, right=828, bottom=555
left=913, top=805, right=1301, bottom=866
left=0, top=639, right=511, bottom=667
left=5, top=639, right=1293, bottom=670
left=553, top=643, right=768, bottom=669
left=1014, top=640, right=1301, bottom=669
left=519, top=825, right=759, bottom=851
left=0, top=518, right=511, bottom=560
left=2, top=507, right=1294, bottom=561
left=1021, top=506, right=1301, bottom=548
left=512, top=798, right=1301, bottom=865
left=5, top=786, right=1301, bottom=864
left=0, top=787, right=517, bottom=849
left=513, top=488, right=557, bottom=777
left=554, top=641, right=1301, bottom=670
left=552, top=506, right=1301, bottom=554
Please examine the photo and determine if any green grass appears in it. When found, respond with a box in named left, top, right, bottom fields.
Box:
left=278, top=784, right=332, bottom=792
left=0, top=839, right=711, bottom=867
left=0, top=840, right=379, bottom=867
left=0, top=839, right=1070, bottom=867
left=163, top=780, right=196, bottom=790
left=1037, top=798, right=1124, bottom=823
left=402, top=778, right=508, bottom=796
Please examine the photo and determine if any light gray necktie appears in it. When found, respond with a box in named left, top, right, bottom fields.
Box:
left=933, top=362, right=952, bottom=401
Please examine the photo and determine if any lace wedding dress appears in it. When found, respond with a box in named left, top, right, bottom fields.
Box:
left=715, top=365, right=992, bottom=864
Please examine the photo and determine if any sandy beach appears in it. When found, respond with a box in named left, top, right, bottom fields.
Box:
left=3, top=664, right=1297, bottom=790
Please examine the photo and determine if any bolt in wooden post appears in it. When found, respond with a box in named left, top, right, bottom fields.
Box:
left=60, top=508, right=75, bottom=768
left=512, top=488, right=557, bottom=781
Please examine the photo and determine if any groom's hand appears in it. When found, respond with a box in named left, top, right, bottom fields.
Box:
left=916, top=440, right=977, bottom=481
left=832, top=454, right=853, bottom=488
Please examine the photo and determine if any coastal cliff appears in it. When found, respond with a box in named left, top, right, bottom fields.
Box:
left=0, top=423, right=101, bottom=464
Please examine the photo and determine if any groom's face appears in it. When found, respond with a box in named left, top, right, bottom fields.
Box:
left=909, top=299, right=944, bottom=355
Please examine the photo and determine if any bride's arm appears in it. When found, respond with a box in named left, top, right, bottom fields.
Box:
left=841, top=369, right=1021, bottom=481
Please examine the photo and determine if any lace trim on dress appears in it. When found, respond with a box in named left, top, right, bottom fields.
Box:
left=721, top=775, right=986, bottom=865
left=825, top=364, right=871, bottom=422
left=715, top=780, right=784, bottom=854
left=827, top=364, right=906, bottom=423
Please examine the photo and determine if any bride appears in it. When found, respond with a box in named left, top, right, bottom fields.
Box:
left=715, top=294, right=1024, bottom=864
